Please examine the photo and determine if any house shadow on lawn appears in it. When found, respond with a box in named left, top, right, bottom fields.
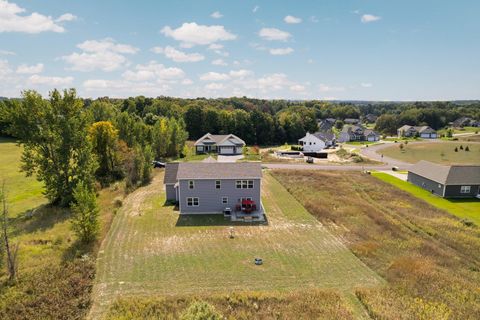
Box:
left=175, top=214, right=268, bottom=227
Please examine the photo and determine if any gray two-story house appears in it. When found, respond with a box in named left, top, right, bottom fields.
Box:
left=164, top=162, right=263, bottom=219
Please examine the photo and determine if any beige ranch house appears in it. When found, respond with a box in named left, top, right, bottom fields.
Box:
left=194, top=133, right=245, bottom=155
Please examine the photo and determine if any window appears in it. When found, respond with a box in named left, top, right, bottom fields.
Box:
left=241, top=197, right=252, bottom=201
left=460, top=186, right=471, bottom=194
left=188, top=180, right=194, bottom=189
left=215, top=180, right=221, bottom=189
left=187, top=197, right=199, bottom=206
left=222, top=197, right=228, bottom=204
left=236, top=180, right=254, bottom=189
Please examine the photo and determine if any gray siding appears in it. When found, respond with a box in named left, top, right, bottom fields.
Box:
left=407, top=172, right=445, bottom=196
left=165, top=184, right=176, bottom=201
left=178, top=178, right=261, bottom=214
left=444, top=185, right=480, bottom=198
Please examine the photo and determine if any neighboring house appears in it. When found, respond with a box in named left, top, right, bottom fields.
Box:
left=338, top=125, right=380, bottom=142
left=452, top=116, right=472, bottom=128
left=363, top=114, right=378, bottom=124
left=298, top=131, right=336, bottom=152
left=318, top=118, right=336, bottom=131
left=344, top=118, right=360, bottom=125
left=471, top=120, right=480, bottom=127
left=397, top=125, right=437, bottom=139
left=164, top=162, right=263, bottom=216
left=408, top=161, right=480, bottom=198
left=194, top=133, right=245, bottom=155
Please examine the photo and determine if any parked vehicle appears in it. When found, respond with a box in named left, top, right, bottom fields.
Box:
left=152, top=161, right=166, bottom=168
left=306, top=157, right=314, bottom=164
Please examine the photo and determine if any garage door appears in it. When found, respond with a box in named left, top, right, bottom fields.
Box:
left=220, top=146, right=234, bottom=154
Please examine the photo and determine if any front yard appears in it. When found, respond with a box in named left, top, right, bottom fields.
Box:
left=90, top=170, right=382, bottom=318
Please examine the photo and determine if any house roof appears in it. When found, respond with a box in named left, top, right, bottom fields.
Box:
left=175, top=162, right=262, bottom=180
left=164, top=162, right=180, bottom=184
left=194, top=133, right=245, bottom=146
left=364, top=129, right=379, bottom=136
left=397, top=125, right=436, bottom=133
left=312, top=131, right=335, bottom=142
left=409, top=160, right=480, bottom=185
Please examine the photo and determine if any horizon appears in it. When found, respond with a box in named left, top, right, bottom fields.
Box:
left=1, top=0, right=480, bottom=100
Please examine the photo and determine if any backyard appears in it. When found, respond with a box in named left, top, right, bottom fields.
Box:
left=90, top=171, right=382, bottom=318
left=273, top=170, right=480, bottom=319
left=378, top=141, right=480, bottom=164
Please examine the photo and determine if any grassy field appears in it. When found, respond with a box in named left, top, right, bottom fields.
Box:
left=90, top=171, right=382, bottom=318
left=379, top=141, right=480, bottom=164
left=372, top=172, right=480, bottom=225
left=459, top=134, right=480, bottom=142
left=273, top=170, right=480, bottom=319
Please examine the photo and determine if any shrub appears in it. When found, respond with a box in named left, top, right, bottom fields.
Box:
left=465, top=146, right=470, bottom=151
left=180, top=300, right=222, bottom=320
left=454, top=147, right=458, bottom=152
left=71, top=182, right=99, bottom=244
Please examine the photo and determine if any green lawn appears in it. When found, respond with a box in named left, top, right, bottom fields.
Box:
left=372, top=172, right=480, bottom=225
left=379, top=141, right=480, bottom=165
left=90, top=171, right=382, bottom=318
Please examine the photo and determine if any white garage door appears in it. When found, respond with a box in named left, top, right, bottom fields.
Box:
left=220, top=146, right=234, bottom=154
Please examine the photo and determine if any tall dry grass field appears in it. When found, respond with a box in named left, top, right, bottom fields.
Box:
left=273, top=170, right=480, bottom=319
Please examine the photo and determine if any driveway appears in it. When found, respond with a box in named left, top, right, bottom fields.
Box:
left=217, top=154, right=244, bottom=162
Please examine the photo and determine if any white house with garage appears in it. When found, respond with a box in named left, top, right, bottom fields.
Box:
left=298, top=132, right=336, bottom=152
left=194, top=133, right=246, bottom=155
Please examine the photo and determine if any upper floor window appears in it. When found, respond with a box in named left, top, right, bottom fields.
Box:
left=215, top=180, right=221, bottom=189
left=460, top=186, right=471, bottom=194
left=236, top=180, right=254, bottom=189
left=188, top=180, right=194, bottom=189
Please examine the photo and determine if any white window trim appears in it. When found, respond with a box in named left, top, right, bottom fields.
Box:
left=460, top=185, right=471, bottom=194
left=215, top=180, right=221, bottom=189
left=222, top=196, right=228, bottom=204
left=187, top=197, right=199, bottom=207
left=188, top=180, right=194, bottom=189
left=236, top=180, right=254, bottom=189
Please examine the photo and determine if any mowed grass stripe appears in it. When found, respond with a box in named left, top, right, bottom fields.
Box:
left=90, top=171, right=382, bottom=318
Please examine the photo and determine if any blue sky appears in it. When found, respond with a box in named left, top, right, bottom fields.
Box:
left=1, top=0, right=479, bottom=100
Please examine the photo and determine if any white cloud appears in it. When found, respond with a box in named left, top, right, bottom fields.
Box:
left=253, top=5, right=259, bottom=13
left=258, top=27, right=291, bottom=41
left=319, top=84, right=345, bottom=92
left=361, top=14, right=381, bottom=23
left=62, top=38, right=138, bottom=72
left=16, top=63, right=44, bottom=74
left=212, top=59, right=227, bottom=66
left=56, top=13, right=77, bottom=22
left=361, top=83, right=373, bottom=88
left=182, top=78, right=193, bottom=85
left=82, top=79, right=171, bottom=97
left=0, top=59, right=12, bottom=77
left=151, top=46, right=204, bottom=63
left=199, top=71, right=230, bottom=81
left=269, top=47, right=294, bottom=55
left=210, top=11, right=223, bottom=19
left=122, top=61, right=185, bottom=82
left=28, top=74, right=73, bottom=86
left=0, top=49, right=15, bottom=55
left=161, top=22, right=236, bottom=47
left=229, top=69, right=253, bottom=79
left=205, top=82, right=224, bottom=90
left=0, top=0, right=73, bottom=33
left=257, top=73, right=289, bottom=91
left=284, top=15, right=302, bottom=24
left=310, top=16, right=319, bottom=23
left=208, top=43, right=224, bottom=50
left=290, top=84, right=305, bottom=92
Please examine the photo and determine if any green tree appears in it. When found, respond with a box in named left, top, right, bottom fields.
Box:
left=152, top=117, right=170, bottom=159
left=71, top=181, right=99, bottom=243
left=89, top=121, right=122, bottom=183
left=7, top=89, right=97, bottom=206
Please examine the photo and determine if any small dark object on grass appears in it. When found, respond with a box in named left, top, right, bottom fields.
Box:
left=392, top=166, right=399, bottom=171
left=254, top=258, right=263, bottom=265
left=461, top=219, right=475, bottom=227
left=306, top=157, right=314, bottom=164
left=152, top=161, right=165, bottom=168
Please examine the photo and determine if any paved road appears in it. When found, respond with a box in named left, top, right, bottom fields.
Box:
left=359, top=143, right=412, bottom=169
left=263, top=163, right=393, bottom=171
